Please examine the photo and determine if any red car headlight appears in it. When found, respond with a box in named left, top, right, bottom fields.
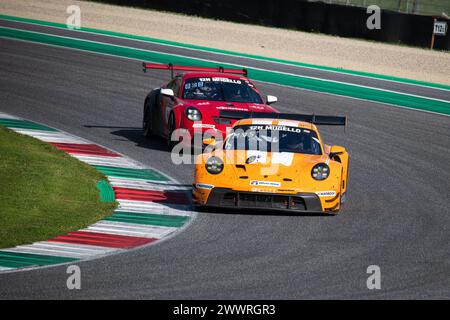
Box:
left=186, top=107, right=202, bottom=121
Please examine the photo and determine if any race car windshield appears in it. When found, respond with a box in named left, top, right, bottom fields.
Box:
left=224, top=125, right=322, bottom=155
left=182, top=77, right=263, bottom=103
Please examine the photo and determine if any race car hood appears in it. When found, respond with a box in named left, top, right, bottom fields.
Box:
left=226, top=150, right=325, bottom=178
left=216, top=150, right=341, bottom=193
left=182, top=100, right=278, bottom=117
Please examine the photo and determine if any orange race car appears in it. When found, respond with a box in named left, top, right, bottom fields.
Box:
left=192, top=111, right=349, bottom=214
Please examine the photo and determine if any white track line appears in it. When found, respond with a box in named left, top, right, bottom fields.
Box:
left=0, top=112, right=19, bottom=119
left=0, top=266, right=13, bottom=271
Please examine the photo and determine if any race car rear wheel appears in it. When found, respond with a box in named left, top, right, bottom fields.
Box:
left=143, top=98, right=153, bottom=138
left=167, top=113, right=176, bottom=151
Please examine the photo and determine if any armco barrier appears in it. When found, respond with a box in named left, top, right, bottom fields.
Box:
left=92, top=0, right=450, bottom=50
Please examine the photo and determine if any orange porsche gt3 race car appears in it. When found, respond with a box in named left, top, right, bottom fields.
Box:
left=193, top=111, right=349, bottom=214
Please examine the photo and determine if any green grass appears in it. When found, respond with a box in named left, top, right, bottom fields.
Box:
left=0, top=126, right=117, bottom=248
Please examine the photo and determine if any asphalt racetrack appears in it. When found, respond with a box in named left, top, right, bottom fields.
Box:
left=0, top=24, right=449, bottom=299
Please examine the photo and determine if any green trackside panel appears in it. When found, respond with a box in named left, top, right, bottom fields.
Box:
left=94, top=165, right=170, bottom=181
left=1, top=14, right=449, bottom=91
left=0, top=251, right=78, bottom=269
left=0, top=119, right=57, bottom=131
left=96, top=179, right=116, bottom=202
left=248, top=69, right=450, bottom=116
left=105, top=211, right=189, bottom=227
left=1, top=26, right=448, bottom=115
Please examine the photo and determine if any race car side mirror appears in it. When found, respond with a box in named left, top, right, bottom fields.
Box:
left=161, top=88, right=175, bottom=98
left=330, top=145, right=346, bottom=157
left=266, top=95, right=278, bottom=105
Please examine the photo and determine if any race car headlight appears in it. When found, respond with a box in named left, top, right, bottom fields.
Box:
left=205, top=156, right=224, bottom=174
left=186, top=107, right=202, bottom=121
left=311, top=163, right=330, bottom=181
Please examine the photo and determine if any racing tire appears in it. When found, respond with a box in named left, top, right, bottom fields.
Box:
left=143, top=98, right=153, bottom=138
left=167, top=113, right=177, bottom=152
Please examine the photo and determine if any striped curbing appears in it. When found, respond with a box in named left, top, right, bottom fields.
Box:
left=12, top=129, right=89, bottom=144
left=0, top=112, right=195, bottom=273
left=72, top=154, right=145, bottom=169
left=108, top=177, right=186, bottom=191
left=117, top=200, right=192, bottom=216
left=3, top=242, right=119, bottom=259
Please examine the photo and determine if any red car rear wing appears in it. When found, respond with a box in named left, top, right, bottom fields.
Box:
left=142, top=62, right=248, bottom=78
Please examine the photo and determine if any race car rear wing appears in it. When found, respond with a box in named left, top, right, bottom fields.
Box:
left=142, top=62, right=248, bottom=78
left=219, top=110, right=347, bottom=126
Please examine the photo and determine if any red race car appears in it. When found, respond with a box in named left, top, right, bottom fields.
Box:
left=142, top=63, right=279, bottom=149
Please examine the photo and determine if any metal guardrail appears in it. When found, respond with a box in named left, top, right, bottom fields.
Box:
left=309, top=0, right=450, bottom=17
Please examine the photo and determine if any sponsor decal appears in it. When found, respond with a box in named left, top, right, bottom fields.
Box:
left=250, top=180, right=281, bottom=187
left=196, top=183, right=214, bottom=189
left=198, top=77, right=242, bottom=84
left=216, top=106, right=249, bottom=111
left=250, top=105, right=265, bottom=110
left=212, top=77, right=241, bottom=84
left=316, top=191, right=337, bottom=197
left=244, top=151, right=294, bottom=166
left=271, top=152, right=294, bottom=166
left=251, top=188, right=277, bottom=193
left=250, top=125, right=304, bottom=133
left=192, top=123, right=215, bottom=129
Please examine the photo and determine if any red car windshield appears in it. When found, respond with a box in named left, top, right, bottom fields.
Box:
left=182, top=77, right=263, bottom=104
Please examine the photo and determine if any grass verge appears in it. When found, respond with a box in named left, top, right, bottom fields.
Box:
left=0, top=125, right=117, bottom=248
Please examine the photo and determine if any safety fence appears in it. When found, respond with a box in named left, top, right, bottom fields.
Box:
left=92, top=0, right=450, bottom=50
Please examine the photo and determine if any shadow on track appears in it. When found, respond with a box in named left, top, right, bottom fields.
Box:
left=84, top=125, right=168, bottom=152
left=196, top=206, right=335, bottom=217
